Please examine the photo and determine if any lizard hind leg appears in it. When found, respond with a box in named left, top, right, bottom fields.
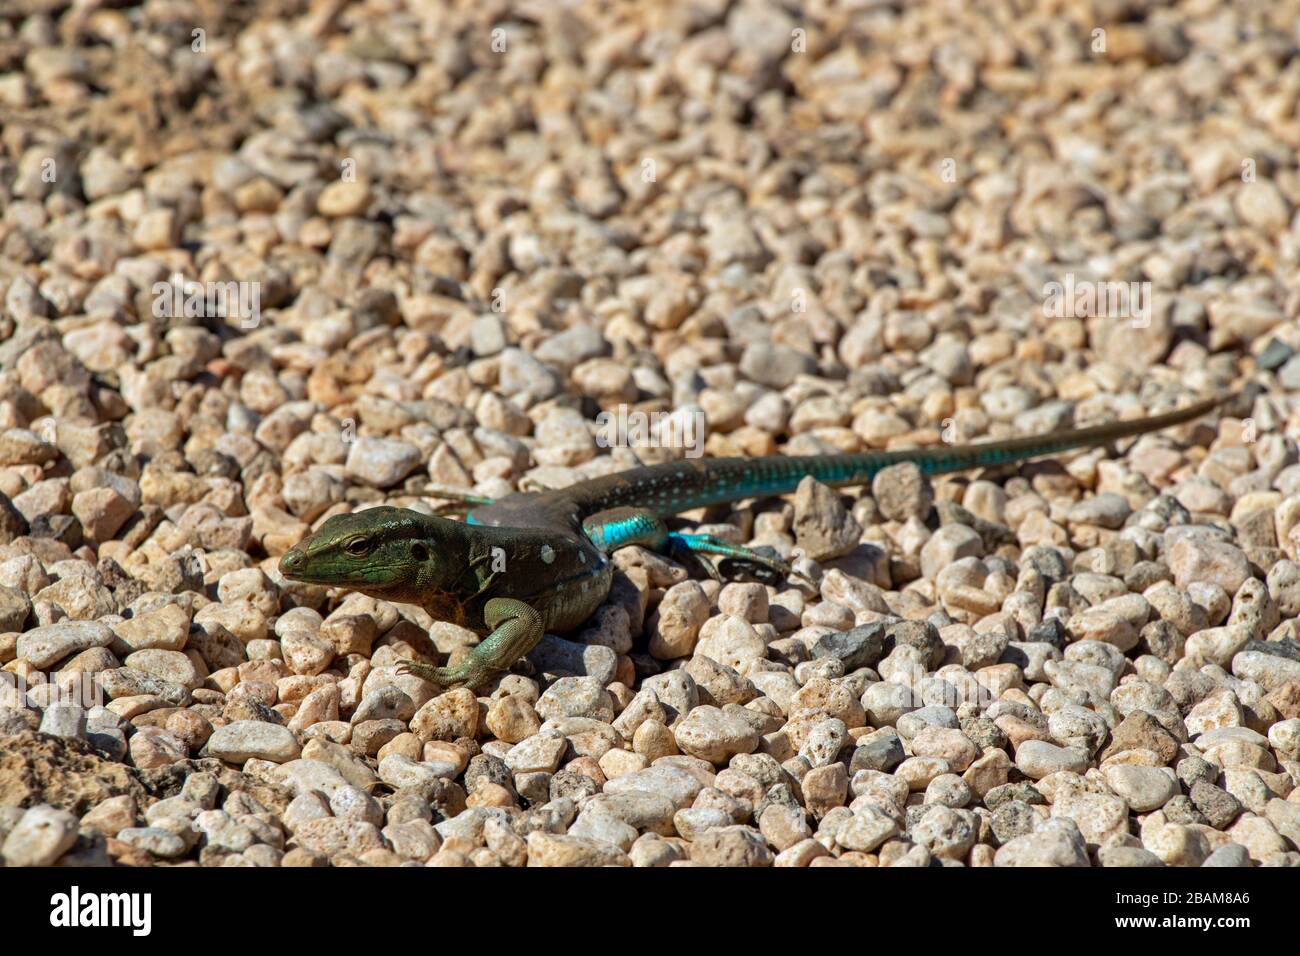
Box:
left=580, top=507, right=809, bottom=587
left=667, top=532, right=812, bottom=588
left=580, top=507, right=671, bottom=554
left=396, top=598, right=544, bottom=690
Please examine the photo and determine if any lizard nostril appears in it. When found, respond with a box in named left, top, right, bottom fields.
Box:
left=280, top=550, right=302, bottom=573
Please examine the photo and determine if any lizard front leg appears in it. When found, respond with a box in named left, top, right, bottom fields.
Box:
left=397, top=597, right=543, bottom=690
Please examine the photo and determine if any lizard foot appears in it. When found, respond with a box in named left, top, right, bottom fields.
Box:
left=394, top=658, right=448, bottom=687
left=667, top=532, right=813, bottom=588
left=394, top=658, right=491, bottom=690
left=395, top=599, right=544, bottom=692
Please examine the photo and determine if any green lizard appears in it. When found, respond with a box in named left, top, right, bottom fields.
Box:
left=278, top=393, right=1227, bottom=690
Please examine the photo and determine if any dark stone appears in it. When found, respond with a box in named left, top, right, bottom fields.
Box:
left=1101, top=710, right=1179, bottom=764
left=189, top=449, right=241, bottom=479
left=1175, top=756, right=1217, bottom=790
left=991, top=799, right=1037, bottom=844
left=985, top=782, right=1045, bottom=810
left=29, top=513, right=83, bottom=549
left=0, top=492, right=29, bottom=543
left=849, top=727, right=904, bottom=773
left=188, top=622, right=245, bottom=672
left=222, top=697, right=282, bottom=725
left=349, top=718, right=405, bottom=756
left=549, top=769, right=598, bottom=802
left=1140, top=620, right=1186, bottom=666
left=960, top=716, right=1008, bottom=752
left=629, top=653, right=662, bottom=682
left=1026, top=617, right=1067, bottom=650
left=0, top=584, right=31, bottom=631
left=1020, top=545, right=1069, bottom=584
left=1243, top=638, right=1300, bottom=665
left=904, top=803, right=931, bottom=833
left=1146, top=494, right=1192, bottom=527
left=464, top=752, right=512, bottom=794
left=1190, top=780, right=1242, bottom=830
left=1162, top=795, right=1209, bottom=827
left=351, top=287, right=400, bottom=329
left=396, top=778, right=466, bottom=824
left=811, top=622, right=886, bottom=670
left=514, top=771, right=552, bottom=807
left=1257, top=337, right=1294, bottom=372
left=753, top=782, right=801, bottom=823
left=883, top=620, right=943, bottom=670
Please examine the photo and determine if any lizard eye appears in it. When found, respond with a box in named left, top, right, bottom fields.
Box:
left=344, top=536, right=371, bottom=557
left=411, top=543, right=429, bottom=562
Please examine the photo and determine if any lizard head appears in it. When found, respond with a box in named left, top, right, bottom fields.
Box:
left=278, top=506, right=465, bottom=601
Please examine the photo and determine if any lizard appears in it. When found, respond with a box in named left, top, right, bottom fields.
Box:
left=278, top=392, right=1228, bottom=690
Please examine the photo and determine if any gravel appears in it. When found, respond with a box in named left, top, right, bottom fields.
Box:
left=0, top=0, right=1298, bottom=871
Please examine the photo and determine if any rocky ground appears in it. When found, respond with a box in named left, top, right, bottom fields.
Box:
left=1, top=0, right=1299, bottom=868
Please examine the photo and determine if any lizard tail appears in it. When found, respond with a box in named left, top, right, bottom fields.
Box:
left=828, top=390, right=1232, bottom=482
left=568, top=392, right=1232, bottom=517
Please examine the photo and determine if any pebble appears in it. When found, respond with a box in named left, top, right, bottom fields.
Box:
left=812, top=624, right=886, bottom=670
left=503, top=733, right=568, bottom=774
left=317, top=181, right=372, bottom=218
left=564, top=805, right=634, bottom=850
left=116, top=827, right=189, bottom=859
left=1014, top=741, right=1090, bottom=779
left=207, top=721, right=302, bottom=763
left=1103, top=765, right=1178, bottom=812
left=673, top=706, right=760, bottom=764
left=994, top=820, right=1090, bottom=867
left=344, top=437, right=422, bottom=488
left=604, top=767, right=704, bottom=810
left=526, top=832, right=629, bottom=867
left=873, top=463, right=934, bottom=522
left=688, top=826, right=774, bottom=867
left=2, top=805, right=79, bottom=866
left=38, top=702, right=86, bottom=739
left=16, top=621, right=114, bottom=668
left=793, top=478, right=862, bottom=561
left=1190, top=781, right=1243, bottom=830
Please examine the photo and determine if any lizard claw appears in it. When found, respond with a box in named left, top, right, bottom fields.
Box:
left=396, top=654, right=499, bottom=691
left=693, top=553, right=724, bottom=583
left=394, top=659, right=446, bottom=686
left=785, top=565, right=818, bottom=590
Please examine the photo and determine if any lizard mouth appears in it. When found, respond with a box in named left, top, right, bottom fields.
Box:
left=277, top=549, right=409, bottom=587
left=278, top=548, right=309, bottom=578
